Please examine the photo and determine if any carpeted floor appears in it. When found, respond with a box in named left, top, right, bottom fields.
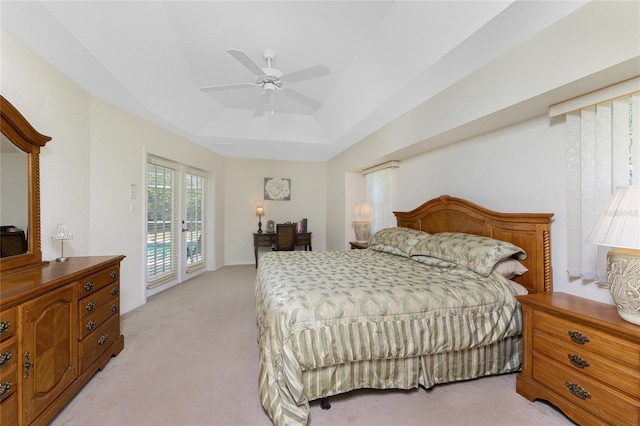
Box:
left=51, top=265, right=574, bottom=426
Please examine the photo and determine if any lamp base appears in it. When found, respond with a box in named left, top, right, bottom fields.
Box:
left=607, top=248, right=640, bottom=325
left=56, top=257, right=69, bottom=262
left=353, top=221, right=371, bottom=244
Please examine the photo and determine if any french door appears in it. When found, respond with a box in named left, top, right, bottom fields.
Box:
left=146, top=156, right=207, bottom=291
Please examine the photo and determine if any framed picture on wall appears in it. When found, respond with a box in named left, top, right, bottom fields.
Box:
left=264, top=177, right=291, bottom=201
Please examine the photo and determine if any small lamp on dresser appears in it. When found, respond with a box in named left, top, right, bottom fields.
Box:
left=51, top=223, right=73, bottom=262
left=256, top=206, right=265, bottom=234
left=586, top=185, right=640, bottom=325
left=352, top=202, right=373, bottom=243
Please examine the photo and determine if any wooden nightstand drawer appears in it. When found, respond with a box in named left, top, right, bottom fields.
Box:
left=79, top=314, right=120, bottom=373
left=533, top=309, right=639, bottom=369
left=533, top=354, right=639, bottom=426
left=77, top=266, right=120, bottom=296
left=533, top=332, right=640, bottom=398
left=0, top=307, right=16, bottom=342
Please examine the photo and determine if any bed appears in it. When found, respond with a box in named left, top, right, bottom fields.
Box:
left=255, top=195, right=553, bottom=425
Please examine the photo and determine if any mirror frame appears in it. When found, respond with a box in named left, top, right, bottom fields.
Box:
left=0, top=95, right=51, bottom=273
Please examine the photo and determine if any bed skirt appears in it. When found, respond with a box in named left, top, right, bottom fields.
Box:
left=259, top=335, right=522, bottom=425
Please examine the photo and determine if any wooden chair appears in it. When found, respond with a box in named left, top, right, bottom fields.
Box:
left=272, top=224, right=296, bottom=251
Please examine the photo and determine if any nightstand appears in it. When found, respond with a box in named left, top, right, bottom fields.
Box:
left=516, top=292, right=640, bottom=426
left=349, top=241, right=369, bottom=250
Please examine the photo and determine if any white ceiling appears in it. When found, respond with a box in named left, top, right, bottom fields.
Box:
left=1, top=1, right=586, bottom=162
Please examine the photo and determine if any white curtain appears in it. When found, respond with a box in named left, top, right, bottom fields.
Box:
left=365, top=167, right=395, bottom=233
left=566, top=92, right=639, bottom=282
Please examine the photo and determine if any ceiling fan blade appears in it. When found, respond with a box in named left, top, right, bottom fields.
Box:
left=200, top=82, right=257, bottom=92
left=282, top=65, right=330, bottom=83
left=228, top=49, right=266, bottom=76
left=281, top=88, right=322, bottom=110
left=253, top=91, right=271, bottom=117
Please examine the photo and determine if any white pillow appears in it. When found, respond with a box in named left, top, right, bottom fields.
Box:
left=493, top=258, right=528, bottom=279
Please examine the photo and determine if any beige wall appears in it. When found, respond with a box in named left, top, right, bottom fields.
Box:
left=327, top=1, right=640, bottom=305
left=224, top=158, right=326, bottom=265
left=1, top=30, right=226, bottom=313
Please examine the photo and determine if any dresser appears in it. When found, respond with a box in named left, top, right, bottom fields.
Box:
left=253, top=232, right=312, bottom=267
left=0, top=256, right=125, bottom=426
left=516, top=292, right=640, bottom=426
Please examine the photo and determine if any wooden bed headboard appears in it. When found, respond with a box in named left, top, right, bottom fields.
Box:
left=394, top=195, right=554, bottom=294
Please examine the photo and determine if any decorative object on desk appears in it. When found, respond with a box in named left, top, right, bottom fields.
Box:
left=51, top=223, right=73, bottom=262
left=264, top=177, right=291, bottom=201
left=352, top=202, right=373, bottom=243
left=586, top=185, right=640, bottom=325
left=256, top=206, right=265, bottom=234
left=266, top=220, right=275, bottom=233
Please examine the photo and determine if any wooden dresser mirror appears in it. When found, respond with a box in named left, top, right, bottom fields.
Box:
left=0, top=95, right=51, bottom=273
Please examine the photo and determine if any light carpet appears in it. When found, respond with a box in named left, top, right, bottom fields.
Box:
left=51, top=265, right=574, bottom=426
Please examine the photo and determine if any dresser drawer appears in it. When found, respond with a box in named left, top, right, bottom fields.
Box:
left=78, top=314, right=120, bottom=373
left=77, top=266, right=120, bottom=296
left=533, top=354, right=639, bottom=426
left=0, top=307, right=16, bottom=342
left=0, top=392, right=18, bottom=426
left=78, top=284, right=120, bottom=340
left=533, top=309, right=639, bottom=369
left=0, top=362, right=17, bottom=403
left=534, top=332, right=640, bottom=398
left=0, top=337, right=16, bottom=373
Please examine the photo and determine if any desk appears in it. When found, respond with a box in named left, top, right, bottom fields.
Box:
left=253, top=232, right=312, bottom=268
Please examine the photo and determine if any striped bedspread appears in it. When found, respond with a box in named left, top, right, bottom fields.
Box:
left=255, top=249, right=521, bottom=425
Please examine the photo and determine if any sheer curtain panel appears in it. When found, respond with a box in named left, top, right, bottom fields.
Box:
left=565, top=91, right=639, bottom=282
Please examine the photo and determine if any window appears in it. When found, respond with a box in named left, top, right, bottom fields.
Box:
left=558, top=82, right=639, bottom=282
left=185, top=169, right=206, bottom=272
left=364, top=161, right=399, bottom=233
left=146, top=157, right=178, bottom=287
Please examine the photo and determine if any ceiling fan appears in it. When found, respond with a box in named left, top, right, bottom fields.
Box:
left=200, top=49, right=330, bottom=117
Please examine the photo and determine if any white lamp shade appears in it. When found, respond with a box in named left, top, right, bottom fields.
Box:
left=352, top=202, right=373, bottom=222
left=51, top=223, right=73, bottom=241
left=586, top=185, right=640, bottom=249
left=256, top=206, right=265, bottom=216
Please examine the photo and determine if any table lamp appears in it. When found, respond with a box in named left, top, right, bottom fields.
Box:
left=352, top=202, right=373, bottom=243
left=51, top=223, right=73, bottom=262
left=256, top=206, right=265, bottom=234
left=586, top=185, right=640, bottom=325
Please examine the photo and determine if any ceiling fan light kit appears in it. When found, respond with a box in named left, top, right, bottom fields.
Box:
left=200, top=48, right=329, bottom=117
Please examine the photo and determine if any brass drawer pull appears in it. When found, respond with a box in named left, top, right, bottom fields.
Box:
left=568, top=330, right=590, bottom=344
left=566, top=381, right=591, bottom=400
left=568, top=354, right=590, bottom=368
left=84, top=281, right=95, bottom=291
left=110, top=270, right=118, bottom=279
left=98, top=334, right=109, bottom=345
left=0, top=321, right=10, bottom=336
left=24, top=352, right=33, bottom=379
left=0, top=381, right=12, bottom=400
left=0, top=352, right=12, bottom=368
left=86, top=301, right=96, bottom=312
left=111, top=303, right=119, bottom=313
left=110, top=287, right=118, bottom=296
left=86, top=320, right=96, bottom=331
